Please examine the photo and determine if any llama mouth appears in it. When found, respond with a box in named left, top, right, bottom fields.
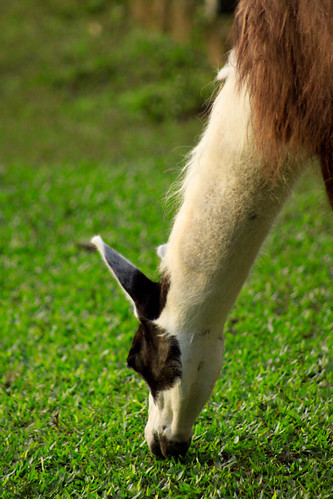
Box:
left=150, top=431, right=191, bottom=459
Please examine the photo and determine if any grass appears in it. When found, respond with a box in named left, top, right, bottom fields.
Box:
left=1, top=1, right=332, bottom=497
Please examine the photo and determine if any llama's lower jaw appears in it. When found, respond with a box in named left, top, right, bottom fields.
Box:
left=150, top=432, right=191, bottom=459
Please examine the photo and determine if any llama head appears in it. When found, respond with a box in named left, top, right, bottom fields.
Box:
left=92, top=236, right=224, bottom=458
left=91, top=236, right=188, bottom=457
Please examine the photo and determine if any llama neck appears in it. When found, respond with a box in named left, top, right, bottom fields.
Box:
left=159, top=70, right=302, bottom=335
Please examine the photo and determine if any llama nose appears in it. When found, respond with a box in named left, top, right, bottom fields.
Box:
left=160, top=436, right=191, bottom=458
left=150, top=433, right=191, bottom=459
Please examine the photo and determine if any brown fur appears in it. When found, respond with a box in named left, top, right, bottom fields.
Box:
left=233, top=0, right=333, bottom=208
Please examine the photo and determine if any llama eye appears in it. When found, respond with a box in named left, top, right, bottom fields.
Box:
left=133, top=338, right=142, bottom=353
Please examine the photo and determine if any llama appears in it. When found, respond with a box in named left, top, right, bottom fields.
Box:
left=92, top=0, right=333, bottom=458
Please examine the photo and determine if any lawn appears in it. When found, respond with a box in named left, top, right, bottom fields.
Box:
left=1, top=1, right=332, bottom=498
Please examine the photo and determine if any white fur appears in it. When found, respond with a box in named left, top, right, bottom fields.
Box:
left=216, top=50, right=236, bottom=81
left=156, top=243, right=168, bottom=259
left=91, top=235, right=104, bottom=255
left=144, top=57, right=304, bottom=452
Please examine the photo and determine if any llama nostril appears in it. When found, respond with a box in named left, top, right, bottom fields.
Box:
left=149, top=432, right=164, bottom=458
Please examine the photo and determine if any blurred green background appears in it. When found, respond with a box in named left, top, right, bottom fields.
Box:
left=1, top=0, right=218, bottom=166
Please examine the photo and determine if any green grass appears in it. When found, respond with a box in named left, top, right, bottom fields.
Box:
left=1, top=2, right=332, bottom=498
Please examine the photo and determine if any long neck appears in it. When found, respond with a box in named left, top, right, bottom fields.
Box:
left=160, top=68, right=302, bottom=335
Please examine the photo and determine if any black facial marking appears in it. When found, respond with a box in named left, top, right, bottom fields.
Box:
left=127, top=320, right=181, bottom=399
left=127, top=276, right=181, bottom=399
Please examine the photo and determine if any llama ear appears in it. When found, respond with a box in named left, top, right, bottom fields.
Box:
left=91, top=236, right=161, bottom=320
left=157, top=243, right=168, bottom=259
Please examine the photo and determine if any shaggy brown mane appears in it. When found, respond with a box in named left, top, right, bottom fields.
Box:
left=233, top=0, right=333, bottom=208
